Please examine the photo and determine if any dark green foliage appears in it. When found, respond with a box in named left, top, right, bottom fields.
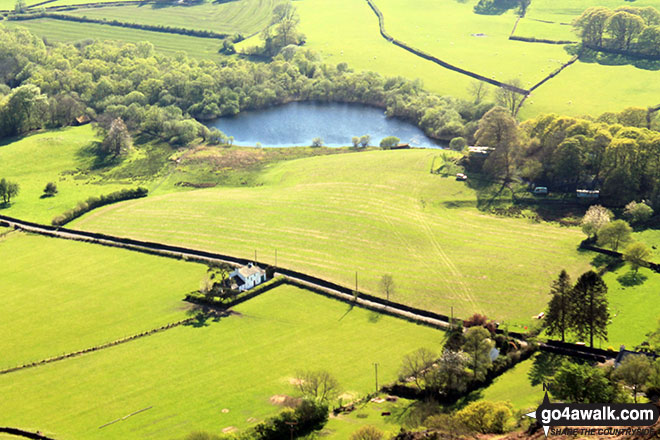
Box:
left=0, top=26, right=484, bottom=146
left=51, top=187, right=148, bottom=226
left=545, top=270, right=572, bottom=342
left=571, top=271, right=609, bottom=348
left=379, top=136, right=400, bottom=148
left=250, top=399, right=329, bottom=440
left=43, top=182, right=58, bottom=197
left=550, top=360, right=627, bottom=403
left=0, top=178, right=20, bottom=205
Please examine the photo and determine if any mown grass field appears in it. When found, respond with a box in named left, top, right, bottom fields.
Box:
left=295, top=0, right=478, bottom=101
left=0, top=126, right=135, bottom=223
left=0, top=232, right=205, bottom=369
left=1, top=19, right=225, bottom=59
left=73, top=149, right=593, bottom=326
left=525, top=0, right=660, bottom=23
left=374, top=0, right=572, bottom=90
left=603, top=265, right=660, bottom=348
left=513, top=19, right=577, bottom=42
left=0, top=285, right=444, bottom=439
left=63, top=0, right=276, bottom=35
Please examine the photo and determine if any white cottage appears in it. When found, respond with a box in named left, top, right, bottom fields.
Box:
left=229, top=263, right=267, bottom=292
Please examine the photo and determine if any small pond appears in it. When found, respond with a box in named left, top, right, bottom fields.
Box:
left=205, top=102, right=443, bottom=148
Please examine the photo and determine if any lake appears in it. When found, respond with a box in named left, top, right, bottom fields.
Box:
left=205, top=102, right=442, bottom=148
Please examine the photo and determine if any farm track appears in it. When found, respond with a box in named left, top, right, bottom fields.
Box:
left=0, top=214, right=620, bottom=365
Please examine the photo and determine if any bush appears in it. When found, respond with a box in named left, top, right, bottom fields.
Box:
left=350, top=425, right=384, bottom=440
left=454, top=401, right=513, bottom=434
left=52, top=187, right=148, bottom=226
left=624, top=201, right=654, bottom=225
left=379, top=136, right=400, bottom=148
left=449, top=136, right=467, bottom=150
left=43, top=182, right=58, bottom=197
left=251, top=399, right=328, bottom=440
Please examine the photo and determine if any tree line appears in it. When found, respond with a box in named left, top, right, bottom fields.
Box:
left=0, top=26, right=491, bottom=148
left=574, top=5, right=660, bottom=58
left=470, top=106, right=660, bottom=208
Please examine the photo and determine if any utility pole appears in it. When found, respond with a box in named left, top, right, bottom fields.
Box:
left=373, top=362, right=379, bottom=392
left=355, top=271, right=358, bottom=293
left=275, top=249, right=278, bottom=268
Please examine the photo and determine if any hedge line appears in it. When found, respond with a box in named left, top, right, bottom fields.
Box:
left=185, top=277, right=286, bottom=309
left=8, top=12, right=230, bottom=40
left=52, top=187, right=147, bottom=226
left=509, top=35, right=577, bottom=45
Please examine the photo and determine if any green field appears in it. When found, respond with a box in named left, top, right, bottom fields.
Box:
left=295, top=0, right=479, bottom=101
left=1, top=19, right=225, bottom=59
left=63, top=0, right=276, bottom=35
left=0, top=126, right=138, bottom=223
left=604, top=266, right=660, bottom=348
left=525, top=0, right=660, bottom=23
left=513, top=19, right=577, bottom=42
left=0, top=285, right=444, bottom=439
left=468, top=355, right=543, bottom=412
left=71, top=149, right=593, bottom=325
left=0, top=232, right=205, bottom=369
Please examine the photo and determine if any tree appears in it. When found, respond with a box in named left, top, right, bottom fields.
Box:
left=463, top=326, right=494, bottom=380
left=574, top=7, right=613, bottom=46
left=2, top=84, right=48, bottom=136
left=294, top=370, right=340, bottom=402
left=645, top=358, right=660, bottom=401
left=571, top=270, right=609, bottom=348
left=351, top=136, right=360, bottom=148
left=427, top=350, right=470, bottom=398
left=399, top=347, right=436, bottom=389
left=475, top=106, right=521, bottom=181
left=545, top=270, right=572, bottom=342
left=43, top=182, right=58, bottom=197
left=623, top=242, right=651, bottom=276
left=638, top=25, right=660, bottom=57
left=0, top=178, right=19, bottom=204
left=581, top=205, right=613, bottom=238
left=551, top=361, right=623, bottom=403
left=14, top=0, right=26, bottom=13
left=101, top=117, right=131, bottom=156
left=379, top=136, right=400, bottom=148
left=597, top=219, right=632, bottom=251
left=606, top=11, right=645, bottom=50
left=614, top=354, right=652, bottom=403
left=468, top=81, right=488, bottom=104
left=494, top=79, right=524, bottom=115
left=379, top=274, right=395, bottom=301
left=454, top=401, right=513, bottom=434
left=311, top=137, right=323, bottom=147
left=359, top=135, right=371, bottom=147
left=350, top=426, right=384, bottom=440
left=449, top=137, right=467, bottom=150
left=624, top=201, right=653, bottom=225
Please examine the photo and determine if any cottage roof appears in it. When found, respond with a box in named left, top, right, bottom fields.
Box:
left=237, top=263, right=265, bottom=278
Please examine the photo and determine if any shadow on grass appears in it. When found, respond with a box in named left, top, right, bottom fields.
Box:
left=338, top=303, right=355, bottom=321
left=388, top=399, right=447, bottom=429
left=184, top=305, right=227, bottom=328
left=617, top=271, right=648, bottom=287
left=566, top=45, right=660, bottom=71
left=368, top=310, right=382, bottom=323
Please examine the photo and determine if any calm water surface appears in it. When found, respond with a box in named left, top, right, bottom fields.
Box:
left=206, top=102, right=442, bottom=148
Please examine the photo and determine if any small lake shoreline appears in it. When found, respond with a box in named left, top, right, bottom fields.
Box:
left=204, top=101, right=448, bottom=148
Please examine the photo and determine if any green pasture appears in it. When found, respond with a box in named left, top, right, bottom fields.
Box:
left=0, top=126, right=135, bottom=223
left=603, top=265, right=660, bottom=348
left=73, top=149, right=593, bottom=325
left=519, top=60, right=660, bottom=119
left=468, top=355, right=542, bottom=412
left=513, top=18, right=577, bottom=42
left=2, top=19, right=225, bottom=59
left=323, top=397, right=418, bottom=439
left=295, top=0, right=478, bottom=100
left=634, top=229, right=660, bottom=261
left=525, top=0, right=660, bottom=23
left=63, top=0, right=276, bottom=36
left=0, top=285, right=444, bottom=439
left=0, top=232, right=205, bottom=369
left=373, top=0, right=572, bottom=90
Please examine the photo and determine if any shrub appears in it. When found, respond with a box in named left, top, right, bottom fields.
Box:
left=379, top=136, right=400, bottom=148
left=449, top=136, right=467, bottom=150
left=52, top=187, right=148, bottom=226
left=251, top=399, right=328, bottom=440
left=454, top=401, right=513, bottom=434
left=43, top=182, right=58, bottom=197
left=350, top=425, right=384, bottom=440
left=624, top=201, right=654, bottom=225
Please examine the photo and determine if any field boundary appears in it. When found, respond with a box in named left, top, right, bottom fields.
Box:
left=7, top=12, right=231, bottom=40
left=509, top=35, right=577, bottom=45
left=363, top=0, right=529, bottom=95
left=0, top=428, right=56, bottom=440
left=0, top=314, right=216, bottom=376
left=514, top=55, right=579, bottom=115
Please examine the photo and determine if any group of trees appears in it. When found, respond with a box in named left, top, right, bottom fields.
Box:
left=574, top=6, right=660, bottom=57
left=581, top=204, right=652, bottom=275
left=0, top=178, right=19, bottom=205
left=257, top=3, right=306, bottom=57
left=0, top=26, right=490, bottom=148
left=544, top=270, right=609, bottom=347
left=470, top=106, right=660, bottom=208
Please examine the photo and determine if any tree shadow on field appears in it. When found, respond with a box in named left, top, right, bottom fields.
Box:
left=566, top=45, right=660, bottom=71
left=388, top=399, right=446, bottom=429
left=185, top=305, right=227, bottom=328
left=368, top=310, right=382, bottom=323
left=617, top=270, right=648, bottom=287
left=589, top=253, right=623, bottom=272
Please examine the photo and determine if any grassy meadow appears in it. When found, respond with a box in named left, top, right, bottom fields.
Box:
left=0, top=232, right=205, bottom=369
left=0, top=284, right=444, bottom=439
left=2, top=19, right=226, bottom=59
left=63, top=0, right=276, bottom=35
left=72, top=149, right=593, bottom=326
